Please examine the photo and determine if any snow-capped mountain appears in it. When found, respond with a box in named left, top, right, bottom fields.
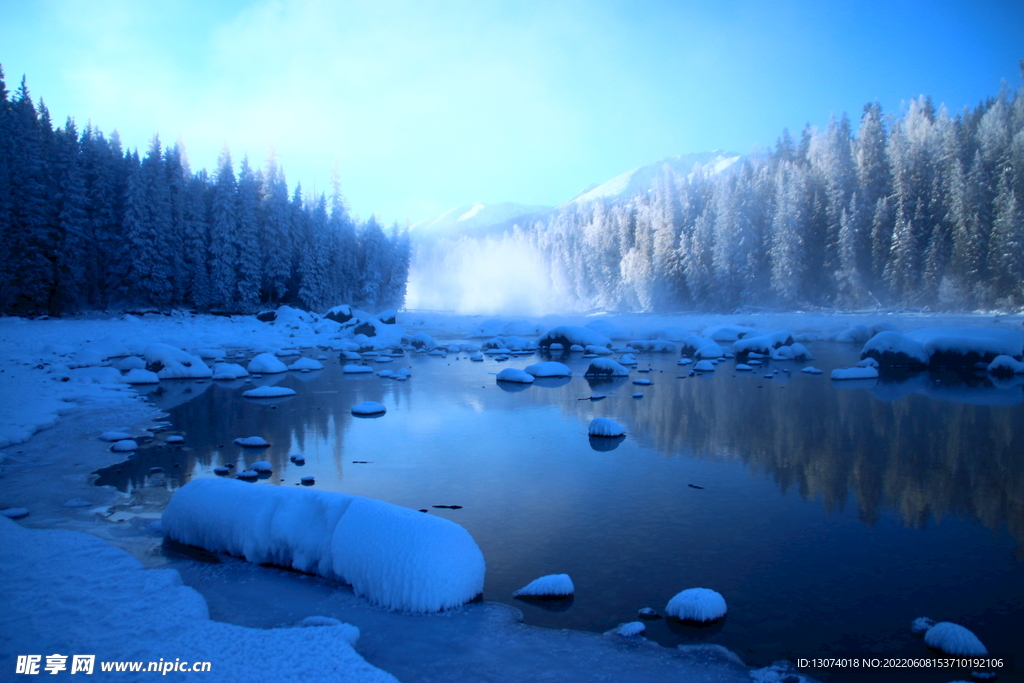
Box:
left=410, top=150, right=742, bottom=241
left=409, top=201, right=550, bottom=240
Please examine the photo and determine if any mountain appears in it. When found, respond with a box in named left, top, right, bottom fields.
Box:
left=408, top=201, right=550, bottom=240
left=410, top=150, right=743, bottom=241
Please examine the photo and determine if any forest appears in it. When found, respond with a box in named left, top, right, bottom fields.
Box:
left=0, top=67, right=411, bottom=317
left=517, top=80, right=1024, bottom=313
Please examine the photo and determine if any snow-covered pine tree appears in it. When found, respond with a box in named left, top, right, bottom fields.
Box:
left=208, top=147, right=238, bottom=309
left=298, top=194, right=330, bottom=311
left=235, top=156, right=262, bottom=310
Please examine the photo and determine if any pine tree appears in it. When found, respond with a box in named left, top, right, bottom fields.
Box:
left=208, top=147, right=238, bottom=309
left=987, top=168, right=1023, bottom=303
left=769, top=162, right=808, bottom=304
left=298, top=195, right=330, bottom=311
left=51, top=118, right=88, bottom=310
left=235, top=156, right=262, bottom=309
left=260, top=157, right=292, bottom=304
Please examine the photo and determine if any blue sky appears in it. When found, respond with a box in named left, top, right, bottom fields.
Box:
left=2, top=0, right=1022, bottom=225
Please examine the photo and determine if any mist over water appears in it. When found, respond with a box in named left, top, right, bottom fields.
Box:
left=404, top=235, right=573, bottom=316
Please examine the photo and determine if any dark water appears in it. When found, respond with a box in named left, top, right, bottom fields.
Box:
left=97, top=344, right=1024, bottom=682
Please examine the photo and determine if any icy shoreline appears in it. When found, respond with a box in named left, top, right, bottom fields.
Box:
left=4, top=309, right=1017, bottom=681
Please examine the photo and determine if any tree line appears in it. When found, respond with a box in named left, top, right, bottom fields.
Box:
left=519, top=79, right=1024, bottom=312
left=0, top=67, right=411, bottom=317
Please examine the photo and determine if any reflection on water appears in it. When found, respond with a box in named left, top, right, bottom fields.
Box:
left=95, top=344, right=1024, bottom=681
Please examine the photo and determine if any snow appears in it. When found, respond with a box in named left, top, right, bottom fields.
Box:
left=234, top=436, right=270, bottom=448
left=702, top=324, right=757, bottom=342
left=735, top=364, right=752, bottom=371
left=585, top=344, right=613, bottom=355
left=143, top=343, right=213, bottom=379
left=344, top=364, right=374, bottom=374
left=627, top=340, right=677, bottom=353
left=496, top=368, right=535, bottom=383
left=609, top=621, right=646, bottom=637
left=732, top=331, right=795, bottom=355
left=120, top=368, right=160, bottom=384
left=351, top=401, right=387, bottom=416
left=162, top=478, right=486, bottom=613
left=910, top=616, right=935, bottom=634
left=537, top=326, right=611, bottom=349
left=801, top=366, right=823, bottom=374
left=666, top=587, right=728, bottom=622
left=212, top=362, right=250, bottom=380
left=116, top=355, right=146, bottom=370
left=251, top=460, right=273, bottom=473
left=589, top=417, right=626, bottom=437
left=693, top=360, right=716, bottom=372
left=2, top=507, right=30, bottom=519
left=923, top=621, right=988, bottom=655
left=248, top=352, right=289, bottom=374
left=830, top=367, right=880, bottom=380
left=512, top=573, right=574, bottom=597
left=584, top=358, right=630, bottom=377
left=242, top=385, right=297, bottom=398
left=110, top=439, right=138, bottom=452
left=99, top=430, right=132, bottom=442
left=632, top=378, right=652, bottom=385
left=584, top=319, right=632, bottom=340
left=524, top=361, right=571, bottom=378
left=987, top=354, right=1024, bottom=377
left=0, top=517, right=398, bottom=683
left=862, top=327, right=1024, bottom=367
left=289, top=357, right=325, bottom=371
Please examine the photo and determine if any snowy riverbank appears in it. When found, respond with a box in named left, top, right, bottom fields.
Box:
left=3, top=308, right=1020, bottom=682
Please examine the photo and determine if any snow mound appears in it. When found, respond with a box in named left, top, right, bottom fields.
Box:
left=584, top=358, right=629, bottom=377
left=831, top=367, right=879, bottom=380
left=243, top=385, right=297, bottom=398
left=732, top=331, right=795, bottom=355
left=702, top=324, right=757, bottom=342
left=116, top=355, right=146, bottom=371
left=988, top=354, right=1024, bottom=377
left=99, top=431, right=132, bottom=442
left=496, top=368, right=535, bottom=384
left=524, top=362, right=571, bottom=378
left=632, top=378, right=651, bottom=385
left=512, top=573, right=574, bottom=597
left=862, top=327, right=1024, bottom=368
left=290, top=357, right=324, bottom=371
left=110, top=439, right=138, bottom=452
left=801, top=366, right=823, bottom=374
left=248, top=353, right=288, bottom=374
left=212, top=362, right=249, bottom=380
left=735, top=364, right=752, bottom=371
left=120, top=368, right=160, bottom=384
left=144, top=343, right=213, bottom=379
left=609, top=621, right=646, bottom=637
left=162, top=479, right=485, bottom=612
left=352, top=401, right=386, bottom=416
left=537, top=326, right=611, bottom=349
left=666, top=587, right=727, bottom=622
left=234, top=436, right=270, bottom=448
left=923, top=621, right=987, bottom=655
left=2, top=507, right=30, bottom=519
left=680, top=335, right=723, bottom=358
left=344, top=365, right=374, bottom=374
left=693, top=360, right=716, bottom=372
left=589, top=418, right=626, bottom=437
left=585, top=344, right=613, bottom=356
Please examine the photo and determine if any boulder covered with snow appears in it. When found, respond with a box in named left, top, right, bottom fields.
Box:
left=248, top=353, right=288, bottom=374
left=496, top=368, right=535, bottom=384
left=986, top=354, right=1024, bottom=378
left=665, top=587, right=727, bottom=622
left=584, top=358, right=630, bottom=378
left=524, top=361, right=572, bottom=378
left=588, top=417, right=625, bottom=437
left=408, top=332, right=436, bottom=350
left=923, top=621, right=987, bottom=655
left=110, top=439, right=138, bottom=452
left=537, top=326, right=611, bottom=350
left=234, top=436, right=270, bottom=448
left=242, top=385, right=297, bottom=399
left=120, top=368, right=160, bottom=385
left=830, top=367, right=879, bottom=380
left=351, top=401, right=386, bottom=416
left=343, top=364, right=374, bottom=374
left=161, top=478, right=485, bottom=612
left=693, top=360, right=716, bottom=372
left=862, top=327, right=1024, bottom=368
left=679, top=335, right=723, bottom=358
left=289, top=357, right=324, bottom=371
left=732, top=331, right=795, bottom=356
left=701, top=324, right=757, bottom=343
left=144, top=343, right=213, bottom=379
left=512, top=573, right=574, bottom=597
left=324, top=304, right=354, bottom=324
left=212, top=362, right=249, bottom=380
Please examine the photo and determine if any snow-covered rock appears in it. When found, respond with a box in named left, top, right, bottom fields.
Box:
left=862, top=327, right=1024, bottom=368
left=2, top=507, right=30, bottom=519
left=144, top=343, right=213, bottom=379
left=496, top=368, right=535, bottom=384
left=523, top=361, right=571, bottom=378
left=910, top=616, right=935, bottom=635
left=665, top=587, right=727, bottom=622
left=632, top=378, right=651, bottom=385
left=735, top=364, right=752, bottom=371
left=351, top=401, right=386, bottom=416
left=923, top=621, right=987, bottom=655
left=116, top=356, right=146, bottom=371
left=99, top=431, right=132, bottom=442
left=702, top=324, right=757, bottom=342
left=609, top=621, right=646, bottom=637
left=234, top=436, right=270, bottom=448
left=987, top=354, right=1024, bottom=377
left=250, top=460, right=273, bottom=473
left=584, top=358, right=629, bottom=377
left=679, top=335, right=723, bottom=358
left=324, top=304, right=354, bottom=324
left=343, top=364, right=374, bottom=374
left=512, top=573, right=574, bottom=597
left=584, top=344, right=613, bottom=356
left=830, top=367, right=879, bottom=380
left=162, top=478, right=485, bottom=612
left=248, top=353, right=288, bottom=374
left=693, top=360, right=715, bottom=372
left=588, top=417, right=626, bottom=437
left=626, top=339, right=677, bottom=353
left=110, top=439, right=138, bottom=452
left=212, top=362, right=249, bottom=380
left=408, top=332, right=436, bottom=350
left=243, top=385, right=297, bottom=398
left=537, top=326, right=611, bottom=349
left=732, top=331, right=795, bottom=356
left=289, top=357, right=324, bottom=371
left=801, top=366, right=823, bottom=374
left=120, top=368, right=160, bottom=384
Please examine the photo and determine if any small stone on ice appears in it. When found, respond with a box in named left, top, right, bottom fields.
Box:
left=301, top=476, right=316, bottom=486
left=513, top=573, right=574, bottom=597
left=610, top=621, right=646, bottom=637
left=638, top=607, right=660, bottom=619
